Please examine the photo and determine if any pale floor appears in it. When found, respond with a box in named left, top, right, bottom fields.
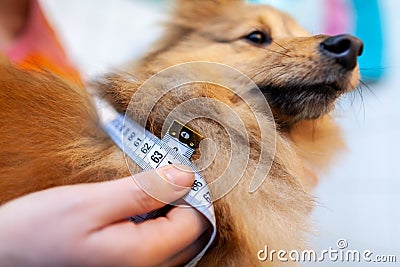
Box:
left=40, top=0, right=400, bottom=265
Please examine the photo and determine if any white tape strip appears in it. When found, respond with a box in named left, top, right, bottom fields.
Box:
left=98, top=102, right=216, bottom=266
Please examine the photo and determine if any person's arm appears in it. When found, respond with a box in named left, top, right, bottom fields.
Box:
left=0, top=0, right=30, bottom=50
left=0, top=165, right=208, bottom=267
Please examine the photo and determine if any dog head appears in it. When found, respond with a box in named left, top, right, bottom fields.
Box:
left=132, top=0, right=363, bottom=128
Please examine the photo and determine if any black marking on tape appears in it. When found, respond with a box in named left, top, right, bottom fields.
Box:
left=168, top=121, right=204, bottom=149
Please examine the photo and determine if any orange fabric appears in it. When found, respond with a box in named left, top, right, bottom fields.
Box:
left=4, top=0, right=82, bottom=85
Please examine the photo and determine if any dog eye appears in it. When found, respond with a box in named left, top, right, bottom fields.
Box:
left=245, top=31, right=271, bottom=45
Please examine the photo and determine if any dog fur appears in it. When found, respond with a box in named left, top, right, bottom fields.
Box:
left=0, top=0, right=361, bottom=266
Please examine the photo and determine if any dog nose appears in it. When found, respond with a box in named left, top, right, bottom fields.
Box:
left=320, top=34, right=364, bottom=70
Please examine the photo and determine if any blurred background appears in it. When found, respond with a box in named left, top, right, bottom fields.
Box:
left=37, top=0, right=399, bottom=265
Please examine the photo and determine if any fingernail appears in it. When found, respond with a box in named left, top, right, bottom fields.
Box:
left=161, top=165, right=194, bottom=189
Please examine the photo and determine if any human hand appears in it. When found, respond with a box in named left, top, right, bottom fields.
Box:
left=0, top=165, right=209, bottom=267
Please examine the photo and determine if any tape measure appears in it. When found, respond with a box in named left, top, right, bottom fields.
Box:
left=97, top=100, right=216, bottom=266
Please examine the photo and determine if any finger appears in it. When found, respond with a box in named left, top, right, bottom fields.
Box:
left=130, top=207, right=210, bottom=266
left=83, top=165, right=195, bottom=224
left=87, top=207, right=210, bottom=267
left=162, top=226, right=211, bottom=267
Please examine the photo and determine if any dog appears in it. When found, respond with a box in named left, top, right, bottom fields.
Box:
left=0, top=0, right=363, bottom=265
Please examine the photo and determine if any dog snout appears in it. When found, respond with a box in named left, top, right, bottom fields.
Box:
left=320, top=34, right=364, bottom=71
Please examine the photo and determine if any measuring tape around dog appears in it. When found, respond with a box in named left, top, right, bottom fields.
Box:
left=98, top=103, right=216, bottom=266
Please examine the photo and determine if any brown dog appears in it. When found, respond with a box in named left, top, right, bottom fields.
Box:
left=0, top=0, right=363, bottom=266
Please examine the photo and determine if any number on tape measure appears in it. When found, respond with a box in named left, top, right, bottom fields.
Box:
left=101, top=112, right=216, bottom=267
left=141, top=143, right=151, bottom=154
left=191, top=179, right=203, bottom=191
left=150, top=150, right=164, bottom=163
left=203, top=192, right=212, bottom=203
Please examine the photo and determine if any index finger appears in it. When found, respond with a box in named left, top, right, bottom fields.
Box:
left=86, top=206, right=210, bottom=266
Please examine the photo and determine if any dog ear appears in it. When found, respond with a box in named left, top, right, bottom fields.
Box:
left=173, top=0, right=243, bottom=27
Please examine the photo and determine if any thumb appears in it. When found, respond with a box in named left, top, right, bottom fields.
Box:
left=84, top=165, right=195, bottom=224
